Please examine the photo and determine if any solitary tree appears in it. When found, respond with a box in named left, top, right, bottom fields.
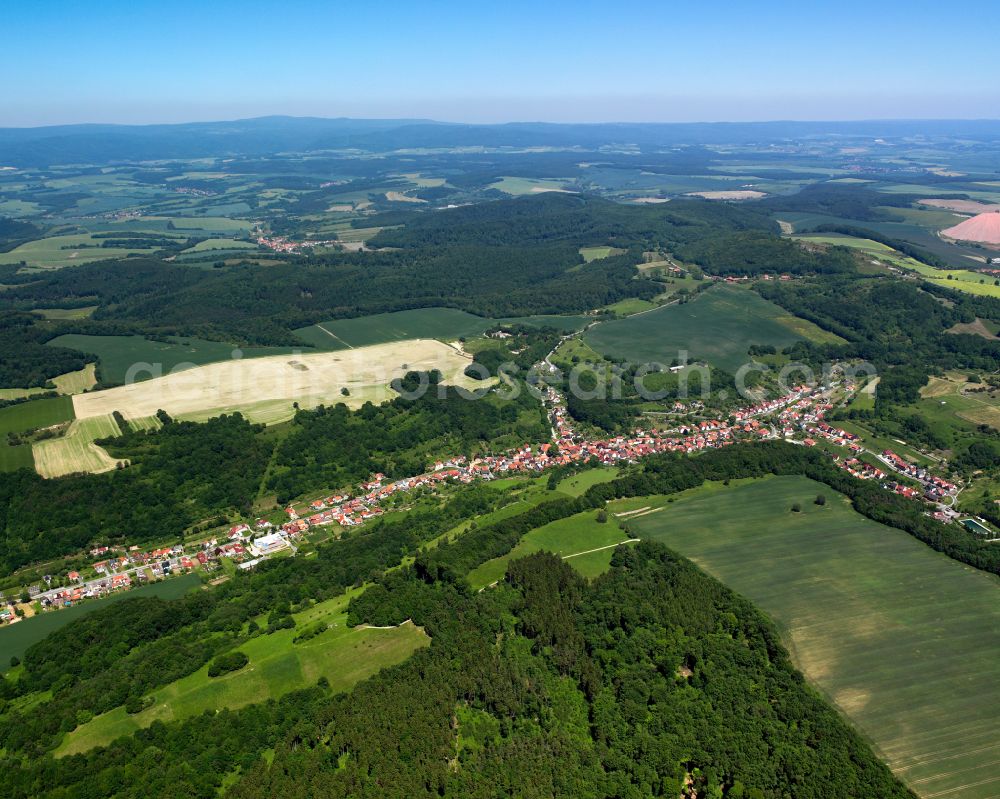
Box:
left=791, top=503, right=802, bottom=513
left=815, top=494, right=827, bottom=506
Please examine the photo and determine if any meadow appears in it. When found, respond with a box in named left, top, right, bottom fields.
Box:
left=57, top=587, right=428, bottom=756
left=627, top=476, right=1000, bottom=799
left=48, top=334, right=300, bottom=385
left=585, top=284, right=836, bottom=372
left=915, top=373, right=1000, bottom=435
left=467, top=502, right=635, bottom=589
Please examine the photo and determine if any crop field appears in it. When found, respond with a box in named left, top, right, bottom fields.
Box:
left=294, top=308, right=495, bottom=350
left=0, top=233, right=164, bottom=270
left=585, top=284, right=838, bottom=372
left=33, top=414, right=124, bottom=478
left=71, top=339, right=484, bottom=426
left=48, top=334, right=300, bottom=385
left=57, top=588, right=429, bottom=756
left=627, top=476, right=1000, bottom=799
left=467, top=508, right=636, bottom=588
left=0, top=574, right=202, bottom=672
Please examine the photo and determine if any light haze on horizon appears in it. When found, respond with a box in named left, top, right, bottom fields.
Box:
left=4, top=0, right=999, bottom=127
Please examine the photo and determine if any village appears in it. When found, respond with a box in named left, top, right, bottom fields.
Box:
left=4, top=372, right=971, bottom=623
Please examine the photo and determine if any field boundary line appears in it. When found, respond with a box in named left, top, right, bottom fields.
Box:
left=315, top=324, right=354, bottom=349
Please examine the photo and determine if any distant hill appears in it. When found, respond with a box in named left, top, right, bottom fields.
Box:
left=3, top=116, right=1000, bottom=167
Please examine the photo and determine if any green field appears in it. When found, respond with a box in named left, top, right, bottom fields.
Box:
left=183, top=237, right=258, bottom=252
left=48, top=334, right=301, bottom=385
left=467, top=508, right=635, bottom=589
left=585, top=284, right=838, bottom=372
left=555, top=467, right=620, bottom=497
left=0, top=574, right=202, bottom=670
left=57, top=587, right=429, bottom=756
left=0, top=233, right=163, bottom=270
left=487, top=176, right=575, bottom=195
left=294, top=307, right=494, bottom=350
left=0, top=395, right=75, bottom=438
left=627, top=476, right=1000, bottom=799
left=903, top=261, right=1000, bottom=298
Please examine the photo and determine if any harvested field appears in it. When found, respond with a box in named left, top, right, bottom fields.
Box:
left=919, top=199, right=998, bottom=214
left=33, top=414, right=124, bottom=478
left=384, top=191, right=426, bottom=203
left=71, top=339, right=484, bottom=426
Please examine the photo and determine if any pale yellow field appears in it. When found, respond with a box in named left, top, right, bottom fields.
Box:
left=72, top=339, right=485, bottom=426
left=33, top=414, right=124, bottom=478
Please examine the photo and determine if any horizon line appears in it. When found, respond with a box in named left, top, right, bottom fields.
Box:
left=4, top=114, right=1000, bottom=131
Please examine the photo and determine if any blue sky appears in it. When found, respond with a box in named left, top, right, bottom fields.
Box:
left=3, top=0, right=998, bottom=126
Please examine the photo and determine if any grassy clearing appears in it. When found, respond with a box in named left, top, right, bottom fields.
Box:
left=468, top=510, right=634, bottom=589
left=33, top=414, right=124, bottom=478
left=57, top=588, right=429, bottom=756
left=0, top=574, right=201, bottom=671
left=48, top=334, right=300, bottom=385
left=579, top=246, right=625, bottom=262
left=585, top=284, right=834, bottom=372
left=912, top=374, right=1000, bottom=435
left=603, top=298, right=657, bottom=316
left=627, top=476, right=1000, bottom=799
left=31, top=306, right=98, bottom=320
left=556, top=467, right=619, bottom=497
left=72, top=339, right=483, bottom=426
left=294, top=308, right=493, bottom=350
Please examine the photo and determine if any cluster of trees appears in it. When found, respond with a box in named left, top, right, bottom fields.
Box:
left=232, top=546, right=910, bottom=798
left=675, top=230, right=857, bottom=276
left=0, top=313, right=89, bottom=388
left=268, top=384, right=547, bottom=503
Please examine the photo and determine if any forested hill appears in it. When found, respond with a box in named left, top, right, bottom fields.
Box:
left=0, top=543, right=914, bottom=798
left=368, top=192, right=775, bottom=248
